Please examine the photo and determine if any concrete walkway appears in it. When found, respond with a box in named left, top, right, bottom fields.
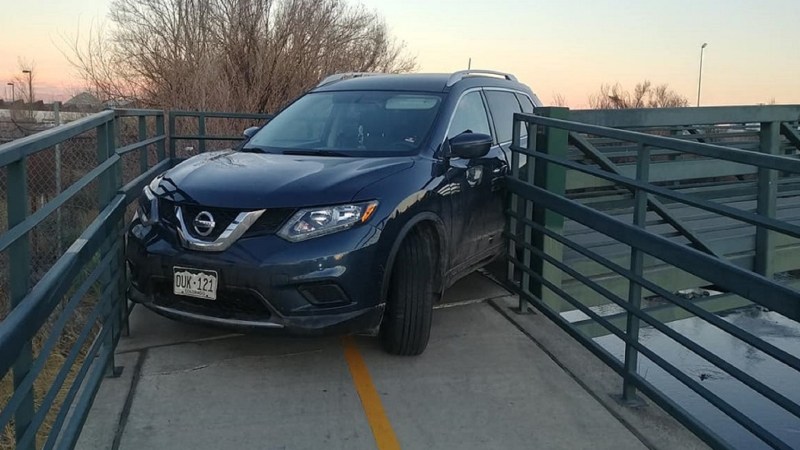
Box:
left=78, top=272, right=705, bottom=450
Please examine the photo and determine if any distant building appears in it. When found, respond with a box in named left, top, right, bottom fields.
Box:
left=64, top=92, right=102, bottom=111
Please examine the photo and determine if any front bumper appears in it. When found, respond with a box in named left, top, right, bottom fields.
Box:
left=126, top=218, right=387, bottom=335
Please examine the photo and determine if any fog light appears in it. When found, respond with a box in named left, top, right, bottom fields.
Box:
left=299, top=284, right=349, bottom=306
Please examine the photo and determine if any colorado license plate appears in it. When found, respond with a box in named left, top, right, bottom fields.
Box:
left=173, top=267, right=218, bottom=300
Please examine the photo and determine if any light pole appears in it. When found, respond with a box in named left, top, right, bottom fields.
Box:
left=696, top=43, right=708, bottom=107
left=22, top=69, right=32, bottom=103
left=6, top=82, right=13, bottom=102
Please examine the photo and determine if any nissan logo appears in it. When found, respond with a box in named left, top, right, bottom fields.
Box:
left=193, top=211, right=216, bottom=237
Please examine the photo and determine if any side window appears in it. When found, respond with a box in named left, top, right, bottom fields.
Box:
left=515, top=93, right=535, bottom=113
left=514, top=93, right=535, bottom=145
left=448, top=91, right=491, bottom=139
left=485, top=90, right=522, bottom=143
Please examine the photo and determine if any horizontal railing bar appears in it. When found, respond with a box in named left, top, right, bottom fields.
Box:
left=516, top=210, right=800, bottom=373
left=517, top=113, right=800, bottom=174
left=507, top=287, right=732, bottom=449
left=514, top=145, right=800, bottom=239
left=0, top=241, right=118, bottom=430
left=113, top=108, right=164, bottom=117
left=45, top=302, right=119, bottom=450
left=508, top=255, right=790, bottom=449
left=115, top=135, right=165, bottom=155
left=169, top=134, right=246, bottom=141
left=508, top=234, right=800, bottom=420
left=506, top=177, right=800, bottom=320
left=0, top=194, right=127, bottom=378
left=169, top=111, right=272, bottom=119
left=508, top=213, right=800, bottom=371
left=0, top=110, right=114, bottom=167
left=15, top=271, right=120, bottom=448
left=0, top=154, right=120, bottom=254
left=569, top=105, right=800, bottom=128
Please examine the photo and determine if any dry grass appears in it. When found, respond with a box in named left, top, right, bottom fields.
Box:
left=0, top=299, right=100, bottom=450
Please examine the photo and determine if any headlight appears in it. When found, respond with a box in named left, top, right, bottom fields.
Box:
left=137, top=176, right=163, bottom=226
left=278, top=201, right=379, bottom=242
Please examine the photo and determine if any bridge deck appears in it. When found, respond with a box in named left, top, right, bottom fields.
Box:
left=77, top=272, right=704, bottom=450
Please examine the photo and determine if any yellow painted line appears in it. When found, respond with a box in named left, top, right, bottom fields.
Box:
left=341, top=336, right=401, bottom=450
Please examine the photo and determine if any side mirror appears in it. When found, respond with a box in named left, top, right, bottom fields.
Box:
left=448, top=132, right=492, bottom=159
left=243, top=126, right=260, bottom=140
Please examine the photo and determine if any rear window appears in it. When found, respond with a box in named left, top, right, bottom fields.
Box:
left=246, top=91, right=443, bottom=156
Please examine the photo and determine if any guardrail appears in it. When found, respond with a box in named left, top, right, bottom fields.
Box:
left=167, top=111, right=273, bottom=156
left=0, top=109, right=171, bottom=450
left=0, top=107, right=274, bottom=449
left=506, top=107, right=800, bottom=449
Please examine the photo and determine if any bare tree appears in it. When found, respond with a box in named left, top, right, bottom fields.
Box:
left=589, top=81, right=688, bottom=109
left=550, top=93, right=568, bottom=107
left=65, top=0, right=416, bottom=113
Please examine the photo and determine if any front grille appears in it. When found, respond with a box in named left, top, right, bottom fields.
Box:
left=180, top=205, right=241, bottom=241
left=153, top=281, right=271, bottom=319
left=157, top=200, right=293, bottom=240
left=245, top=208, right=295, bottom=236
left=158, top=198, right=178, bottom=226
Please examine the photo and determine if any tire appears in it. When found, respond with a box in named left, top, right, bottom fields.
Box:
left=380, top=230, right=434, bottom=356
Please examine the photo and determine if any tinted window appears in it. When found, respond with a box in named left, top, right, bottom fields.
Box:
left=515, top=93, right=535, bottom=113
left=448, top=91, right=491, bottom=139
left=247, top=91, right=443, bottom=156
left=485, top=90, right=522, bottom=143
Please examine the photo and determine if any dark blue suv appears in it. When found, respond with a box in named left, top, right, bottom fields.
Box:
left=127, top=70, right=541, bottom=355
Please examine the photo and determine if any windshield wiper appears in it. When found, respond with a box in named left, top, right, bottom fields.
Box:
left=282, top=149, right=350, bottom=157
left=239, top=145, right=268, bottom=153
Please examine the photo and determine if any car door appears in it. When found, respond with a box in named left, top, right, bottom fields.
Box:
left=444, top=90, right=508, bottom=275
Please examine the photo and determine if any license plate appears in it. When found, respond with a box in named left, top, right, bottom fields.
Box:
left=173, top=266, right=218, bottom=300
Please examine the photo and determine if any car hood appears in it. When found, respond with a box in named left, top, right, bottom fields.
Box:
left=158, top=150, right=414, bottom=209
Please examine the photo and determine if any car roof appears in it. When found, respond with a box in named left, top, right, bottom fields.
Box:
left=311, top=72, right=533, bottom=94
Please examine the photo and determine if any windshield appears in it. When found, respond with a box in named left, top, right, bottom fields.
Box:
left=244, top=91, right=443, bottom=156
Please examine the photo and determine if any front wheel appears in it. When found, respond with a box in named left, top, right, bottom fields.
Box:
left=380, top=231, right=434, bottom=356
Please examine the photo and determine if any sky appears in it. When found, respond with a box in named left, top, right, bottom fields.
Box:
left=1, top=0, right=799, bottom=108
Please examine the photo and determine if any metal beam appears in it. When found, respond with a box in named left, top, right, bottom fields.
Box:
left=571, top=105, right=800, bottom=128
left=569, top=132, right=721, bottom=257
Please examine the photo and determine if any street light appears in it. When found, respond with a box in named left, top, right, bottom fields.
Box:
left=22, top=69, right=32, bottom=103
left=696, top=43, right=708, bottom=107
left=6, top=82, right=13, bottom=102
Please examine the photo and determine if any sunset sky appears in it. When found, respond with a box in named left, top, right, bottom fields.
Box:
left=2, top=0, right=799, bottom=108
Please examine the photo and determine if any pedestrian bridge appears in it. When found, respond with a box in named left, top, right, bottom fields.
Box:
left=1, top=105, right=799, bottom=449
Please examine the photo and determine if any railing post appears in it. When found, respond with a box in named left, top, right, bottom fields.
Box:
left=138, top=115, right=148, bottom=175
left=530, top=107, right=569, bottom=311
left=54, top=101, right=63, bottom=257
left=96, top=120, right=123, bottom=378
left=507, top=117, right=522, bottom=292
left=168, top=111, right=176, bottom=160
left=7, top=157, right=34, bottom=450
left=157, top=112, right=166, bottom=162
left=622, top=144, right=649, bottom=404
left=198, top=113, right=206, bottom=153
left=755, top=121, right=779, bottom=277
left=520, top=118, right=538, bottom=312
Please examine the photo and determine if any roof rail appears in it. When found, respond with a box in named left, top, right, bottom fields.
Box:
left=316, top=72, right=385, bottom=88
left=446, top=70, right=518, bottom=87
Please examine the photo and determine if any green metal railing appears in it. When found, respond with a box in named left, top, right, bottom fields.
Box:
left=167, top=111, right=272, bottom=157
left=0, top=109, right=168, bottom=450
left=506, top=106, right=800, bottom=449
left=0, top=108, right=273, bottom=449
